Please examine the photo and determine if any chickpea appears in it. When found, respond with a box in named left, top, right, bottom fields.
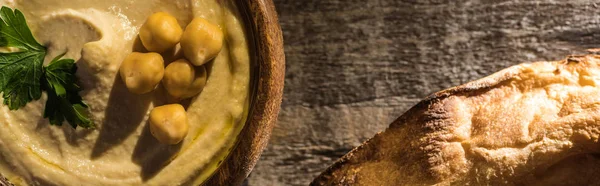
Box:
left=139, top=12, right=183, bottom=53
left=162, top=59, right=207, bottom=99
left=119, top=52, right=165, bottom=94
left=149, top=104, right=189, bottom=145
left=180, top=17, right=224, bottom=66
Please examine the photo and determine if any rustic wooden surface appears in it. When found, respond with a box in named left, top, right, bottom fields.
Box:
left=248, top=0, right=600, bottom=185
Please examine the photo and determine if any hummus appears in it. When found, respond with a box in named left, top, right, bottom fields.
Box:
left=0, top=0, right=250, bottom=185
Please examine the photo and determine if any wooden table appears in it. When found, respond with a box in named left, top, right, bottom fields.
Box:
left=247, top=0, right=599, bottom=185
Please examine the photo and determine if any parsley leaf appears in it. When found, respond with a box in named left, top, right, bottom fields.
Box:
left=44, top=54, right=95, bottom=128
left=0, top=6, right=93, bottom=129
left=0, top=7, right=45, bottom=110
left=43, top=54, right=94, bottom=129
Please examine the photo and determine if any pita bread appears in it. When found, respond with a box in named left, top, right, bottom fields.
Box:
left=312, top=55, right=600, bottom=185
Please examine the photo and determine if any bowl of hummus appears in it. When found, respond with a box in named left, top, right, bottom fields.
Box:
left=0, top=0, right=284, bottom=185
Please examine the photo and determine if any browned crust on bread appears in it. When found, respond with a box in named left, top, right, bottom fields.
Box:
left=310, top=57, right=527, bottom=185
left=311, top=55, right=600, bottom=186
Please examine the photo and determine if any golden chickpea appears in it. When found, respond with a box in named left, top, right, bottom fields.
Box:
left=162, top=59, right=207, bottom=99
left=119, top=52, right=165, bottom=94
left=139, top=12, right=183, bottom=53
left=149, top=104, right=189, bottom=145
left=180, top=17, right=223, bottom=66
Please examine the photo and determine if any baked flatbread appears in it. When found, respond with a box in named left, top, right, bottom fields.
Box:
left=312, top=55, right=600, bottom=185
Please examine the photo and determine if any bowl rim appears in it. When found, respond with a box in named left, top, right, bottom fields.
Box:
left=203, top=0, right=285, bottom=185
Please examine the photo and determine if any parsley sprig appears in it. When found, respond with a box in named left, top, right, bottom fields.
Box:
left=0, top=7, right=45, bottom=110
left=0, top=6, right=94, bottom=128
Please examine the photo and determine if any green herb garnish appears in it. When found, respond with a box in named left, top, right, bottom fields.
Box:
left=0, top=7, right=45, bottom=110
left=43, top=54, right=93, bottom=128
left=0, top=6, right=93, bottom=128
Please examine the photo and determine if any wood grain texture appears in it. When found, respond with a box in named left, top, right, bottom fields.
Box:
left=248, top=0, right=600, bottom=185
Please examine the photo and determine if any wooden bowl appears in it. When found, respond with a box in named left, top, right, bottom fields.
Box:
left=204, top=0, right=285, bottom=185
left=0, top=0, right=284, bottom=185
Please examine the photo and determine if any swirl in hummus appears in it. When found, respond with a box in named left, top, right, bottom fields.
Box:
left=0, top=0, right=250, bottom=185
